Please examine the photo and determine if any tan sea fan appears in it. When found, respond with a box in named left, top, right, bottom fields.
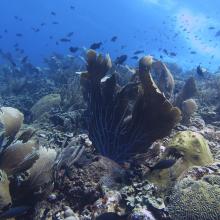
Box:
left=0, top=107, right=24, bottom=137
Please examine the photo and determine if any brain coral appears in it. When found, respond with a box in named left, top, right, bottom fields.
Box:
left=167, top=175, right=220, bottom=220
left=168, top=130, right=213, bottom=166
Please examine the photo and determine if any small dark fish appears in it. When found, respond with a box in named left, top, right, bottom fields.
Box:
left=134, top=50, right=144, bottom=55
left=163, top=49, right=168, bottom=55
left=41, top=22, right=46, bottom=26
left=115, top=55, right=127, bottom=65
left=160, top=55, right=163, bottom=59
left=149, top=159, right=176, bottom=171
left=60, top=38, right=71, bottom=42
left=96, top=212, right=127, bottom=220
left=170, top=52, right=177, bottom=57
left=111, top=36, right=118, bottom=42
left=90, top=42, right=102, bottom=50
left=70, top=5, right=75, bottom=10
left=190, top=51, right=197, bottom=54
left=4, top=29, right=8, bottom=33
left=51, top=11, right=56, bottom=16
left=16, top=33, right=23, bottom=37
left=0, top=206, right=30, bottom=219
left=69, top=46, right=79, bottom=53
left=208, top=26, right=215, bottom=30
left=32, top=27, right=40, bottom=32
left=131, top=56, right=138, bottom=60
left=67, top=32, right=74, bottom=37
left=52, top=21, right=59, bottom=25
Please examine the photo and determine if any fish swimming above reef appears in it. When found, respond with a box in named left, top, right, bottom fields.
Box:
left=170, top=52, right=177, bottom=57
left=111, top=36, right=118, bottom=42
left=16, top=33, right=23, bottom=37
left=69, top=46, right=79, bottom=53
left=67, top=32, right=74, bottom=37
left=115, top=54, right=128, bottom=65
left=60, top=38, right=71, bottom=42
left=90, top=42, right=102, bottom=50
left=51, top=11, right=56, bottom=16
left=134, top=50, right=144, bottom=55
left=148, top=159, right=176, bottom=171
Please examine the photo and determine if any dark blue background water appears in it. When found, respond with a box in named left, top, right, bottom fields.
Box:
left=0, top=0, right=220, bottom=71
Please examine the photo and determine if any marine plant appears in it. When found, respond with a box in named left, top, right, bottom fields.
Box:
left=80, top=50, right=181, bottom=162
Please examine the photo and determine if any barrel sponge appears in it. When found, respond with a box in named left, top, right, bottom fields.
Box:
left=167, top=175, right=220, bottom=220
left=168, top=131, right=213, bottom=166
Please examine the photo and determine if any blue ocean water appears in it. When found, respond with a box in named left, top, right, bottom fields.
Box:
left=0, top=0, right=220, bottom=71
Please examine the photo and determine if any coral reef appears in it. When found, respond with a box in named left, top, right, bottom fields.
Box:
left=181, top=98, right=198, bottom=125
left=146, top=131, right=214, bottom=193
left=1, top=50, right=220, bottom=220
left=168, top=131, right=213, bottom=166
left=31, top=93, right=61, bottom=120
left=175, top=76, right=197, bottom=107
left=81, top=50, right=181, bottom=162
left=167, top=164, right=220, bottom=220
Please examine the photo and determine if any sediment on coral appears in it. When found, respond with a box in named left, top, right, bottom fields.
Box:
left=81, top=50, right=181, bottom=162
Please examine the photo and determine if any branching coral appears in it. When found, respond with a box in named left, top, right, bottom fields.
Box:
left=81, top=50, right=181, bottom=162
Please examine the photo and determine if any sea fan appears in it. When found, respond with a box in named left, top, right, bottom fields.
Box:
left=81, top=50, right=181, bottom=162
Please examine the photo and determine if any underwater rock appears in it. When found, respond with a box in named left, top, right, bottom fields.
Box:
left=93, top=189, right=125, bottom=218
left=31, top=93, right=61, bottom=120
left=129, top=209, right=156, bottom=220
left=167, top=166, right=220, bottom=220
left=181, top=98, right=198, bottom=125
left=152, top=60, right=175, bottom=100
left=81, top=50, right=181, bottom=162
left=121, top=180, right=166, bottom=219
left=0, top=170, right=11, bottom=212
left=49, top=109, right=86, bottom=132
